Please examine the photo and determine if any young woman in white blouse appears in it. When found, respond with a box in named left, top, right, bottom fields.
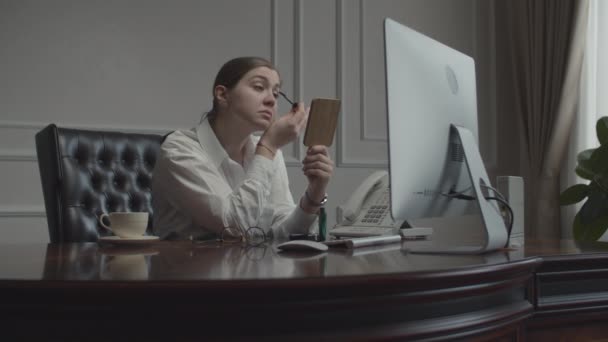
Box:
left=152, top=57, right=334, bottom=241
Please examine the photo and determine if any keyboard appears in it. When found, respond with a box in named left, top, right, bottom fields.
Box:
left=329, top=226, right=395, bottom=238
left=408, top=245, right=486, bottom=255
left=324, top=235, right=402, bottom=249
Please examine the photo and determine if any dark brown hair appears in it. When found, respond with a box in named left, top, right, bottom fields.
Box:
left=207, top=56, right=277, bottom=121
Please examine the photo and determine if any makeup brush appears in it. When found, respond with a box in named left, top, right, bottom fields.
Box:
left=279, top=91, right=298, bottom=109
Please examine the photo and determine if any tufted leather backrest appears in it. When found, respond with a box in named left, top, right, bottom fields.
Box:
left=36, top=124, right=164, bottom=243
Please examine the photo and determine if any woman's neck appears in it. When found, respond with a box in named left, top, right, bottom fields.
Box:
left=209, top=112, right=252, bottom=165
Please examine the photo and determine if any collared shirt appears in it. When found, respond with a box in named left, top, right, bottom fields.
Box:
left=151, top=117, right=317, bottom=240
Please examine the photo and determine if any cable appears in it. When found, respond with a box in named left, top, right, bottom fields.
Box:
left=480, top=184, right=507, bottom=202
left=443, top=192, right=476, bottom=201
left=443, top=186, right=472, bottom=196
left=442, top=187, right=475, bottom=200
left=479, top=184, right=513, bottom=246
left=484, top=196, right=514, bottom=248
left=444, top=184, right=506, bottom=202
left=442, top=188, right=514, bottom=248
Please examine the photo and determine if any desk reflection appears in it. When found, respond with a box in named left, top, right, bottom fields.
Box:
left=39, top=242, right=325, bottom=281
left=30, top=240, right=533, bottom=282
left=99, top=246, right=158, bottom=280
left=151, top=243, right=324, bottom=280
left=324, top=241, right=514, bottom=276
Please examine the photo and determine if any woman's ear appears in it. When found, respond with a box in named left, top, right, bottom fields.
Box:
left=214, top=85, right=228, bottom=106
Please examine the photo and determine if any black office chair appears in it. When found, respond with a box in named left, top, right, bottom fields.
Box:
left=35, top=124, right=165, bottom=243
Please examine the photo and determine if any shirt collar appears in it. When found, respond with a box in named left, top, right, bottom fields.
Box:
left=196, top=116, right=257, bottom=168
left=196, top=116, right=229, bottom=167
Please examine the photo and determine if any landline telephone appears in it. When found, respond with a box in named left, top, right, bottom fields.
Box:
left=331, top=171, right=406, bottom=238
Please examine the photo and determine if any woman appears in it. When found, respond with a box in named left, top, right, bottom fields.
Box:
left=152, top=57, right=334, bottom=241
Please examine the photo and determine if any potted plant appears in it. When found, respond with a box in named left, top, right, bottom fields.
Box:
left=560, top=116, right=608, bottom=241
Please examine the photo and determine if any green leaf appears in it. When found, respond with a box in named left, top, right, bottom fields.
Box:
left=573, top=212, right=585, bottom=240
left=578, top=148, right=595, bottom=163
left=579, top=192, right=607, bottom=225
left=597, top=175, right=608, bottom=191
left=577, top=149, right=597, bottom=175
left=584, top=215, right=608, bottom=241
left=590, top=144, right=608, bottom=174
left=597, top=116, right=608, bottom=145
left=576, top=165, right=595, bottom=180
left=559, top=184, right=589, bottom=205
left=573, top=211, right=608, bottom=242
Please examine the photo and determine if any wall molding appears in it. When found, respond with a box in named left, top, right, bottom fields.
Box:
left=359, top=0, right=385, bottom=142
left=272, top=0, right=298, bottom=168
left=0, top=206, right=46, bottom=218
left=0, top=120, right=182, bottom=162
left=484, top=0, right=498, bottom=170
left=284, top=156, right=300, bottom=167
left=472, top=0, right=498, bottom=170
left=336, top=0, right=388, bottom=168
left=292, top=0, right=303, bottom=161
left=335, top=0, right=345, bottom=166
left=275, top=0, right=302, bottom=165
left=337, top=0, right=496, bottom=170
left=270, top=0, right=278, bottom=64
left=0, top=119, right=306, bottom=165
left=0, top=148, right=36, bottom=162
left=0, top=120, right=179, bottom=135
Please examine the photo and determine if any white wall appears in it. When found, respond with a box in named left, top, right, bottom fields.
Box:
left=0, top=0, right=497, bottom=243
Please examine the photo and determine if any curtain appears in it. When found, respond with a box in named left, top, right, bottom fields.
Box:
left=561, top=0, right=608, bottom=239
left=495, top=0, right=589, bottom=240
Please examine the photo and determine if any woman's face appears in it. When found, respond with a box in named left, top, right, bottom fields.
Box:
left=222, top=66, right=281, bottom=131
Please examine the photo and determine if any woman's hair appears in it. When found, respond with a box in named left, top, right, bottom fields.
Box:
left=207, top=56, right=277, bottom=121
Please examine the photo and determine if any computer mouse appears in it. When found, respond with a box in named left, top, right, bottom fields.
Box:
left=276, top=240, right=329, bottom=252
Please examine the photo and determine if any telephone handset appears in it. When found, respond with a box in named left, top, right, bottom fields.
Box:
left=331, top=171, right=405, bottom=238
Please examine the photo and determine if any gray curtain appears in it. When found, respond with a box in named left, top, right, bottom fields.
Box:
left=495, top=0, right=588, bottom=240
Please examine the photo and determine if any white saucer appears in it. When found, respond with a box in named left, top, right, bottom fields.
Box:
left=98, top=235, right=160, bottom=245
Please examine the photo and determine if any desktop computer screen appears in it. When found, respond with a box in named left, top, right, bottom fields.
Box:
left=383, top=18, right=508, bottom=253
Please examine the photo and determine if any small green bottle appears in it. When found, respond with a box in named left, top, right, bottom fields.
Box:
left=319, top=207, right=327, bottom=241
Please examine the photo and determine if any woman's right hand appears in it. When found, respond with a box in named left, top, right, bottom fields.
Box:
left=259, top=102, right=308, bottom=150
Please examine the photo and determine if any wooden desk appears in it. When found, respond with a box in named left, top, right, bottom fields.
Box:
left=0, top=239, right=606, bottom=341
left=524, top=239, right=608, bottom=341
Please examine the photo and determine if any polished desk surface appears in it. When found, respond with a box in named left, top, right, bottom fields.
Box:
left=0, top=239, right=549, bottom=282
left=0, top=238, right=603, bottom=282
left=2, top=239, right=608, bottom=341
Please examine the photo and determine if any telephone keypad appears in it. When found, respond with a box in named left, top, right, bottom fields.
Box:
left=358, top=189, right=392, bottom=226
left=331, top=175, right=398, bottom=237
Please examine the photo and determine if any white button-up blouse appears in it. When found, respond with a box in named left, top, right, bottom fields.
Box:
left=151, top=117, right=317, bottom=240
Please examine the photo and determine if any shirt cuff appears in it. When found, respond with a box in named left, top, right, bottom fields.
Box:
left=291, top=205, right=319, bottom=234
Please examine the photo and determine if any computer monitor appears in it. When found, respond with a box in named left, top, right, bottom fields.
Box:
left=383, top=18, right=508, bottom=254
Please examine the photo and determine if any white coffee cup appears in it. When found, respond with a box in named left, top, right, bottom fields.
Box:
left=99, top=212, right=149, bottom=238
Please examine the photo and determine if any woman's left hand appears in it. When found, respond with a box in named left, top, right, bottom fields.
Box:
left=302, top=145, right=334, bottom=202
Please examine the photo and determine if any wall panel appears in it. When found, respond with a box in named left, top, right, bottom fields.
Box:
left=0, top=0, right=498, bottom=243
